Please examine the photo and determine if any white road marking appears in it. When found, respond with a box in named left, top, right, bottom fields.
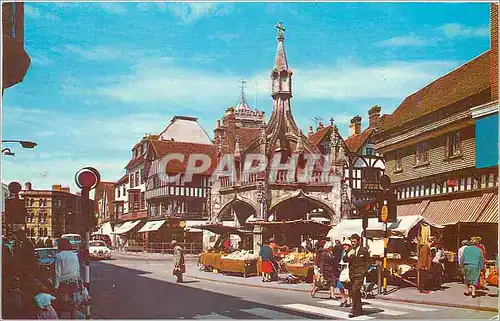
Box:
left=283, top=303, right=374, bottom=320
left=363, top=300, right=438, bottom=312
left=194, top=313, right=232, bottom=319
left=242, top=307, right=305, bottom=319
left=318, top=300, right=407, bottom=316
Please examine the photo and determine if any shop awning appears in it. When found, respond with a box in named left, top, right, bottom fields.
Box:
left=327, top=215, right=443, bottom=240
left=397, top=200, right=429, bottom=217
left=185, top=220, right=207, bottom=232
left=96, top=222, right=113, bottom=235
left=138, top=220, right=166, bottom=233
left=420, top=200, right=451, bottom=225
left=190, top=224, right=252, bottom=235
left=112, top=220, right=142, bottom=234
left=476, top=194, right=498, bottom=223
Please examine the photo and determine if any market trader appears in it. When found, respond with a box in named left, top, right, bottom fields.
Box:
left=343, top=234, right=370, bottom=318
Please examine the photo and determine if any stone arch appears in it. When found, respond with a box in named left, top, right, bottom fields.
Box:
left=216, top=195, right=259, bottom=226
left=269, top=189, right=334, bottom=220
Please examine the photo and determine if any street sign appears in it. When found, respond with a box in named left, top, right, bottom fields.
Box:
left=380, top=205, right=388, bottom=222
left=179, top=220, right=186, bottom=228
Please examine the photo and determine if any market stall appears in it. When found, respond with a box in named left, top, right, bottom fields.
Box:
left=327, top=215, right=444, bottom=287
left=220, top=250, right=259, bottom=277
left=193, top=224, right=253, bottom=273
left=281, top=252, right=315, bottom=282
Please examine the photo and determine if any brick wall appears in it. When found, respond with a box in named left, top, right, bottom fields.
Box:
left=384, top=126, right=475, bottom=183
left=491, top=3, right=498, bottom=101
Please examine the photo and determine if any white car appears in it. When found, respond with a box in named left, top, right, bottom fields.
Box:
left=89, top=240, right=112, bottom=260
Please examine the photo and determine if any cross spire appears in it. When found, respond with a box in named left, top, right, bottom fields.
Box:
left=236, top=78, right=250, bottom=110
left=275, top=21, right=285, bottom=41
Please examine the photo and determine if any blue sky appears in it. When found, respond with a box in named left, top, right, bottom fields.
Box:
left=2, top=1, right=491, bottom=192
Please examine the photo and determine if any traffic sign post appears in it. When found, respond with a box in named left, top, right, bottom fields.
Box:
left=75, top=167, right=100, bottom=320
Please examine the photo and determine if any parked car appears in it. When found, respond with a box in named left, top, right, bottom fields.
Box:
left=34, top=247, right=57, bottom=277
left=89, top=240, right=112, bottom=260
left=90, top=234, right=112, bottom=249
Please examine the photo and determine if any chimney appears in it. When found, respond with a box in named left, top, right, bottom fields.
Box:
left=491, top=3, right=498, bottom=101
left=52, top=184, right=62, bottom=191
left=307, top=126, right=314, bottom=136
left=368, top=105, right=382, bottom=129
left=349, top=116, right=362, bottom=136
left=316, top=122, right=324, bottom=132
left=25, top=182, right=32, bottom=190
left=61, top=187, right=70, bottom=193
left=216, top=119, right=221, bottom=128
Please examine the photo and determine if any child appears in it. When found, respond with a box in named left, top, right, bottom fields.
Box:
left=34, top=283, right=58, bottom=319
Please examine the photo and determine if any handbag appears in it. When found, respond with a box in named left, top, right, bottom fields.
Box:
left=313, top=274, right=326, bottom=288
left=339, top=266, right=350, bottom=283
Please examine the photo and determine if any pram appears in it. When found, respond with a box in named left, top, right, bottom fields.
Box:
left=361, top=264, right=378, bottom=299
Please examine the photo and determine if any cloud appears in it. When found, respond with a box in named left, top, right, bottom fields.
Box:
left=165, top=3, right=231, bottom=24
left=97, top=57, right=457, bottom=106
left=442, top=23, right=489, bottom=38
left=55, top=45, right=165, bottom=62
left=99, top=3, right=127, bottom=14
left=24, top=5, right=59, bottom=21
left=209, top=33, right=240, bottom=43
left=30, top=53, right=52, bottom=66
left=2, top=108, right=171, bottom=192
left=376, top=35, right=432, bottom=47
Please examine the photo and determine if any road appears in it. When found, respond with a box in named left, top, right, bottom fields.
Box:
left=89, top=257, right=497, bottom=319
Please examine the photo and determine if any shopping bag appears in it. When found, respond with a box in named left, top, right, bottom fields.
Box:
left=339, top=267, right=350, bottom=283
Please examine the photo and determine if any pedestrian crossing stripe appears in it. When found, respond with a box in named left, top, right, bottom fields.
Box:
left=283, top=303, right=375, bottom=320
left=317, top=300, right=407, bottom=316
left=195, top=313, right=232, bottom=319
left=241, top=308, right=305, bottom=319
left=361, top=300, right=438, bottom=312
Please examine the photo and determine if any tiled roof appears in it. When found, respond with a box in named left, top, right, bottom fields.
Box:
left=116, top=174, right=128, bottom=185
left=125, top=155, right=146, bottom=170
left=308, top=126, right=331, bottom=146
left=345, top=128, right=374, bottom=153
left=150, top=140, right=217, bottom=174
left=379, top=51, right=491, bottom=133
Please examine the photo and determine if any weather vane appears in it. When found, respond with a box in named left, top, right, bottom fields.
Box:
left=275, top=21, right=285, bottom=39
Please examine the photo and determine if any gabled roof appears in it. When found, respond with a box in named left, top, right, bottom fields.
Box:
left=150, top=140, right=218, bottom=175
left=116, top=174, right=128, bottom=185
left=345, top=128, right=374, bottom=153
left=125, top=155, right=146, bottom=170
left=379, top=51, right=491, bottom=133
left=158, top=115, right=212, bottom=145
left=308, top=126, right=331, bottom=147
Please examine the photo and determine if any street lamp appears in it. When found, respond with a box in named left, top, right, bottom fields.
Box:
left=2, top=140, right=37, bottom=156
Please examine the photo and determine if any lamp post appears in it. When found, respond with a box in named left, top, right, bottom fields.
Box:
left=2, top=140, right=37, bottom=156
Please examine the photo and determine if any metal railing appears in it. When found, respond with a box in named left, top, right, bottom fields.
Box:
left=123, top=241, right=203, bottom=254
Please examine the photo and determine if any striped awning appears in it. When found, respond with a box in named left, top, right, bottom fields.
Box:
left=397, top=200, right=429, bottom=217
left=421, top=200, right=451, bottom=225
left=476, top=194, right=498, bottom=223
left=442, top=195, right=491, bottom=225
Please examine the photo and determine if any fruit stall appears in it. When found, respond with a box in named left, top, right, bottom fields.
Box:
left=281, top=252, right=315, bottom=282
left=220, top=250, right=260, bottom=277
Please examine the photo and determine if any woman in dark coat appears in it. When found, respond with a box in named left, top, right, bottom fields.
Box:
left=320, top=242, right=339, bottom=299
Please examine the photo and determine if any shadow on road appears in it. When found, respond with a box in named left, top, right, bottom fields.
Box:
left=90, top=261, right=320, bottom=319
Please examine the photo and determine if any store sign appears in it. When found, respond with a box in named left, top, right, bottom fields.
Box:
left=380, top=205, right=388, bottom=223
left=361, top=182, right=380, bottom=190
left=179, top=220, right=186, bottom=228
left=447, top=179, right=457, bottom=187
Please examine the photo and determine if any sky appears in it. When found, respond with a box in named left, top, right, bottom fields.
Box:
left=2, top=1, right=491, bottom=193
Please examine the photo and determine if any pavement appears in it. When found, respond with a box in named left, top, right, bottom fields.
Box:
left=90, top=255, right=498, bottom=319
left=112, top=250, right=499, bottom=312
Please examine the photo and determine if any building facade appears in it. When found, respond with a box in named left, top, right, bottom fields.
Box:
left=21, top=183, right=92, bottom=240
left=2, top=2, right=30, bottom=93
left=372, top=4, right=498, bottom=254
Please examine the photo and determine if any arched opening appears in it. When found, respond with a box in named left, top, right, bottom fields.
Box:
left=269, top=193, right=334, bottom=222
left=217, top=198, right=258, bottom=227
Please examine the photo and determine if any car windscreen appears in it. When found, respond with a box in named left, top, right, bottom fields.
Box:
left=90, top=241, right=106, bottom=247
left=37, top=249, right=57, bottom=258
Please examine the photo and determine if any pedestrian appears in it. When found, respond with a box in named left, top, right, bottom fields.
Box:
left=343, top=234, right=370, bottom=318
left=53, top=238, right=81, bottom=319
left=473, top=236, right=486, bottom=289
left=460, top=238, right=484, bottom=298
left=311, top=240, right=326, bottom=298
left=417, top=238, right=432, bottom=294
left=458, top=240, right=469, bottom=282
left=431, top=240, right=446, bottom=290
left=172, top=240, right=186, bottom=283
left=260, top=239, right=274, bottom=282
left=339, top=239, right=352, bottom=308
left=320, top=242, right=338, bottom=299
left=34, top=283, right=58, bottom=319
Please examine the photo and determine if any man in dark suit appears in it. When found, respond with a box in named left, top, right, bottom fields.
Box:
left=343, top=234, right=370, bottom=318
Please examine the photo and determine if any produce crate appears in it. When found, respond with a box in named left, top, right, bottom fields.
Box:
left=221, top=258, right=258, bottom=277
left=199, top=253, right=223, bottom=271
left=285, top=264, right=314, bottom=283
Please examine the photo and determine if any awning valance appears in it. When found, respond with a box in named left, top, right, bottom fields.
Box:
left=112, top=220, right=142, bottom=234
left=327, top=215, right=443, bottom=241
left=190, top=224, right=252, bottom=235
left=138, top=220, right=166, bottom=233
left=477, top=194, right=498, bottom=223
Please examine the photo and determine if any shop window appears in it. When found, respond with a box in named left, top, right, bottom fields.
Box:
left=395, top=151, right=403, bottom=171
left=414, top=143, right=429, bottom=165
left=445, top=132, right=461, bottom=158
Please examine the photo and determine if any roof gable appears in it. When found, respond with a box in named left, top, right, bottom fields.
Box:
left=345, top=128, right=374, bottom=153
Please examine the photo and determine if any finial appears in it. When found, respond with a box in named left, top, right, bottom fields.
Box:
left=236, top=78, right=250, bottom=110
left=275, top=21, right=285, bottom=41
left=330, top=118, right=334, bottom=126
